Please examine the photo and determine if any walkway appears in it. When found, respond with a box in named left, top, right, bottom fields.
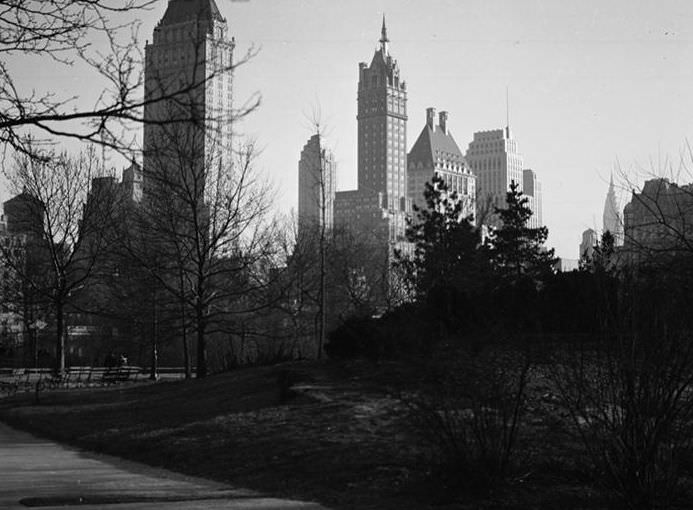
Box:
left=0, top=422, right=327, bottom=510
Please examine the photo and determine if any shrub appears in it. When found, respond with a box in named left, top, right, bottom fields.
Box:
left=406, top=343, right=531, bottom=499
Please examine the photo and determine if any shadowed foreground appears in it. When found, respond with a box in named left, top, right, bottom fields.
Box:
left=0, top=421, right=326, bottom=510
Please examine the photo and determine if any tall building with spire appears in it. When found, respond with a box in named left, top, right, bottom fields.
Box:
left=603, top=175, right=624, bottom=246
left=334, top=16, right=410, bottom=247
left=143, top=0, right=234, bottom=192
left=356, top=16, right=408, bottom=209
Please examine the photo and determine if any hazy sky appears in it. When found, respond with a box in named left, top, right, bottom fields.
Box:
left=3, top=0, right=693, bottom=258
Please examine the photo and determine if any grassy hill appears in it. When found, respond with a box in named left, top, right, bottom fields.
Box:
left=0, top=362, right=430, bottom=510
left=0, top=360, right=610, bottom=509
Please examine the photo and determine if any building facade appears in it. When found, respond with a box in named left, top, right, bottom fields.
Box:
left=623, top=178, right=693, bottom=264
left=465, top=127, right=542, bottom=229
left=298, top=134, right=336, bottom=240
left=143, top=0, right=234, bottom=194
left=407, top=107, right=475, bottom=220
left=0, top=193, right=47, bottom=360
left=523, top=169, right=543, bottom=229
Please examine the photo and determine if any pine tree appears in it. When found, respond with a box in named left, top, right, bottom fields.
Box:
left=398, top=175, right=488, bottom=299
left=488, top=180, right=556, bottom=283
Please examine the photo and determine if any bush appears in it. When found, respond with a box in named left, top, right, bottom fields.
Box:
left=325, top=305, right=437, bottom=362
left=553, top=273, right=693, bottom=509
left=405, top=342, right=531, bottom=499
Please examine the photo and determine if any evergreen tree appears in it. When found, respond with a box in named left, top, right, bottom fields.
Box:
left=398, top=175, right=489, bottom=299
left=582, top=230, right=617, bottom=274
left=487, top=180, right=556, bottom=283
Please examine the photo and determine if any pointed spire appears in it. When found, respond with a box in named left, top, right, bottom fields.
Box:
left=380, top=14, right=389, bottom=54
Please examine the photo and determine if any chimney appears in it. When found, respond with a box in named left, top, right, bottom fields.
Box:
left=439, top=111, right=448, bottom=134
left=426, top=107, right=436, bottom=129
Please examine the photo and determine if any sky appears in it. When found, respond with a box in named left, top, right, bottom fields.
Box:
left=3, top=0, right=693, bottom=259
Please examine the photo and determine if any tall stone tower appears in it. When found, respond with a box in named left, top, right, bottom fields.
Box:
left=356, top=16, right=408, bottom=212
left=143, top=0, right=234, bottom=193
left=603, top=175, right=624, bottom=246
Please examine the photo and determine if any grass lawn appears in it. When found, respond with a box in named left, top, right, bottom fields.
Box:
left=0, top=360, right=605, bottom=509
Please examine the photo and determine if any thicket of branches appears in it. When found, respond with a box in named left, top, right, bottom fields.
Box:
left=0, top=0, right=259, bottom=159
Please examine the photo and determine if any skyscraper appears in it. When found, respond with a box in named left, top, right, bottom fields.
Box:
left=623, top=178, right=693, bottom=263
left=298, top=134, right=336, bottom=240
left=356, top=16, right=408, bottom=209
left=334, top=16, right=409, bottom=246
left=407, top=107, right=475, bottom=220
left=580, top=228, right=598, bottom=260
left=523, top=169, right=543, bottom=229
left=603, top=175, right=624, bottom=246
left=465, top=127, right=542, bottom=229
left=143, top=0, right=234, bottom=192
left=466, top=127, right=523, bottom=226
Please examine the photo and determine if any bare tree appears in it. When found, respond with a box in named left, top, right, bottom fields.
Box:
left=122, top=111, right=277, bottom=377
left=0, top=1, right=259, bottom=159
left=1, top=146, right=118, bottom=373
left=296, top=113, right=336, bottom=358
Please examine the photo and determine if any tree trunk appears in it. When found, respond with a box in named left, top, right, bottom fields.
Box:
left=150, top=293, right=158, bottom=380
left=182, top=320, right=191, bottom=379
left=55, top=301, right=65, bottom=376
left=196, top=305, right=207, bottom=378
left=179, top=272, right=191, bottom=379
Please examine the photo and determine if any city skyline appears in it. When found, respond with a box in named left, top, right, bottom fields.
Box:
left=3, top=0, right=693, bottom=258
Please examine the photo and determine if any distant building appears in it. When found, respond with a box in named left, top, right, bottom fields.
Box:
left=2, top=192, right=43, bottom=236
left=121, top=161, right=144, bottom=204
left=407, top=107, right=475, bottom=220
left=143, top=0, right=234, bottom=196
left=334, top=17, right=410, bottom=251
left=466, top=126, right=542, bottom=228
left=0, top=192, right=47, bottom=356
left=554, top=258, right=579, bottom=272
left=523, top=169, right=543, bottom=229
left=580, top=228, right=599, bottom=260
left=603, top=175, right=624, bottom=246
left=623, top=178, right=693, bottom=264
left=298, top=134, right=336, bottom=240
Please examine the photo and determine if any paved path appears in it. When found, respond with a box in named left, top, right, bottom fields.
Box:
left=0, top=422, right=327, bottom=509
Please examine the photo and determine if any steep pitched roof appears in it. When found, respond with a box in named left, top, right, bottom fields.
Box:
left=408, top=124, right=465, bottom=168
left=159, top=0, right=224, bottom=26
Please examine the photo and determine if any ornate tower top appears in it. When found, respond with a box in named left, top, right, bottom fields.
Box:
left=380, top=15, right=389, bottom=54
left=159, top=0, right=225, bottom=28
left=603, top=173, right=624, bottom=246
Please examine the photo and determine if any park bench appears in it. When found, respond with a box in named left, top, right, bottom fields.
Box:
left=0, top=368, right=50, bottom=395
left=1, top=366, right=145, bottom=394
left=44, top=366, right=91, bottom=389
left=101, top=366, right=143, bottom=384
